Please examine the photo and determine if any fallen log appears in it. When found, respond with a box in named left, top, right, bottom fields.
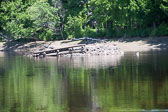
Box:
left=33, top=44, right=85, bottom=57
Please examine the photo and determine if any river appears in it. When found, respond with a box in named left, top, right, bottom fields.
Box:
left=0, top=50, right=168, bottom=112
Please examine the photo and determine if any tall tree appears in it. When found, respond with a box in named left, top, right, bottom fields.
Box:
left=0, top=0, right=61, bottom=40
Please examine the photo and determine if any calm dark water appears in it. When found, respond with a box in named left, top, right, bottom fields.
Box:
left=0, top=51, right=168, bottom=112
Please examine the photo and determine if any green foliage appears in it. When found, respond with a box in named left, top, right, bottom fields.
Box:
left=0, top=0, right=27, bottom=39
left=152, top=23, right=168, bottom=36
left=0, top=0, right=60, bottom=40
left=105, top=28, right=154, bottom=38
left=83, top=27, right=97, bottom=38
left=64, top=15, right=85, bottom=39
left=160, top=0, right=168, bottom=16
left=63, top=0, right=168, bottom=38
left=27, top=1, right=60, bottom=40
left=0, top=0, right=168, bottom=40
left=83, top=27, right=105, bottom=38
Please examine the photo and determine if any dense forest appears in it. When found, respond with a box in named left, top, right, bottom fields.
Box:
left=0, top=0, right=168, bottom=40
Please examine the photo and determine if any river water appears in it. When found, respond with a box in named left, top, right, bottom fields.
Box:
left=0, top=51, right=168, bottom=112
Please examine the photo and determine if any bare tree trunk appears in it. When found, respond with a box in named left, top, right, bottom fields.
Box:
left=153, top=21, right=156, bottom=30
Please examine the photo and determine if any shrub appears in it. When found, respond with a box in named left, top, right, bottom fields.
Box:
left=64, top=16, right=84, bottom=39
left=136, top=28, right=153, bottom=37
left=151, top=23, right=168, bottom=36
left=83, top=27, right=97, bottom=38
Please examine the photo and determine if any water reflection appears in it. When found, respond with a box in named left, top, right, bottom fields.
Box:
left=35, top=55, right=123, bottom=69
left=0, top=51, right=168, bottom=112
left=0, top=52, right=5, bottom=57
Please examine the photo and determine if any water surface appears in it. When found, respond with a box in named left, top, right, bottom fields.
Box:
left=0, top=51, right=168, bottom=112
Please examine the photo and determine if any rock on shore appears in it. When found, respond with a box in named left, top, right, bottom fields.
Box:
left=84, top=43, right=124, bottom=56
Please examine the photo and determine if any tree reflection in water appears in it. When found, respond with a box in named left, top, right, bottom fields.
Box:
left=0, top=51, right=168, bottom=112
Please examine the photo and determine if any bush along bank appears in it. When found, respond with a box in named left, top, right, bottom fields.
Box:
left=0, top=0, right=168, bottom=41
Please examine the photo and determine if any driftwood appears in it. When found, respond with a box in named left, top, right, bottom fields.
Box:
left=33, top=44, right=85, bottom=57
left=72, top=37, right=108, bottom=41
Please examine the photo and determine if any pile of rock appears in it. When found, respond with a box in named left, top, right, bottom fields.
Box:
left=84, top=44, right=124, bottom=55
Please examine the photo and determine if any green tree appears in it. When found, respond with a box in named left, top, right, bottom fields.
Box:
left=160, top=0, right=168, bottom=16
left=27, top=1, right=61, bottom=40
left=0, top=0, right=61, bottom=40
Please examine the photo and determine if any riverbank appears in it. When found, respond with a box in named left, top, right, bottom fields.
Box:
left=109, top=37, right=168, bottom=52
left=0, top=37, right=168, bottom=55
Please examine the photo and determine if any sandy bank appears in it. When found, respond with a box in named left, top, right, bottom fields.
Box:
left=0, top=37, right=168, bottom=54
left=109, top=37, right=168, bottom=52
